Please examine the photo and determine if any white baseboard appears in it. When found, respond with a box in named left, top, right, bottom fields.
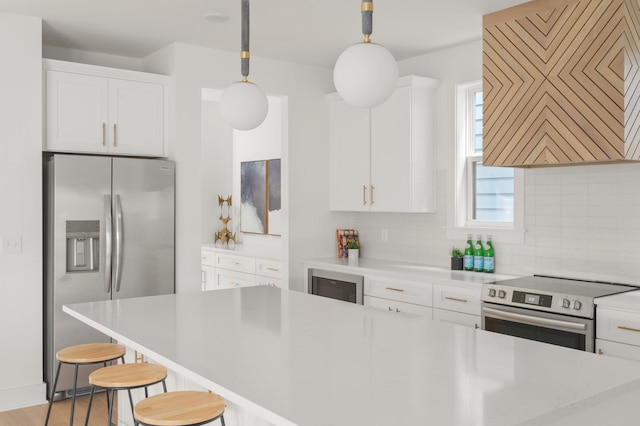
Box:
left=0, top=382, right=47, bottom=412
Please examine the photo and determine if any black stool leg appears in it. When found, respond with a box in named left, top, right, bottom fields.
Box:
left=107, top=389, right=115, bottom=426
left=44, top=362, right=62, bottom=426
left=69, top=363, right=79, bottom=425
left=162, top=379, right=167, bottom=393
left=84, top=385, right=96, bottom=426
left=220, top=414, right=226, bottom=426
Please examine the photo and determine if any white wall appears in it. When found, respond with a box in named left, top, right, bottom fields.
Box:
left=143, top=43, right=341, bottom=293
left=0, top=12, right=46, bottom=411
left=350, top=39, right=640, bottom=286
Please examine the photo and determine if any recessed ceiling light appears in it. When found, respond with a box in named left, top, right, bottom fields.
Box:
left=203, top=12, right=230, bottom=23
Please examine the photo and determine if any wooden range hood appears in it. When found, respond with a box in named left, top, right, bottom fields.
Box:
left=483, top=0, right=640, bottom=167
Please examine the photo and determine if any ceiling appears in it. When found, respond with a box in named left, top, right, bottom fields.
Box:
left=0, top=0, right=529, bottom=68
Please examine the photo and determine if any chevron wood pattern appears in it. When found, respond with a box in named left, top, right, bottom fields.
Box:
left=483, top=0, right=640, bottom=167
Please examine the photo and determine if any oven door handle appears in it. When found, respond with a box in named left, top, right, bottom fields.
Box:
left=483, top=307, right=587, bottom=331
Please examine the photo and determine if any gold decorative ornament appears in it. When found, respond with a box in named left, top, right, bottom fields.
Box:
left=215, top=195, right=237, bottom=246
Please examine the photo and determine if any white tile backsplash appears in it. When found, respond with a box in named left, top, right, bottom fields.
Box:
left=350, top=162, right=640, bottom=285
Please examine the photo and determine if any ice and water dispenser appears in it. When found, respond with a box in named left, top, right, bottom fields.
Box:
left=66, top=220, right=99, bottom=272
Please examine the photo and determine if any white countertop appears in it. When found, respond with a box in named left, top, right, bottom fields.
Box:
left=596, top=289, right=640, bottom=312
left=64, top=287, right=640, bottom=426
left=304, top=256, right=518, bottom=286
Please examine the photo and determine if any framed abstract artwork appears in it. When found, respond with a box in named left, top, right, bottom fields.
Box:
left=241, top=159, right=281, bottom=235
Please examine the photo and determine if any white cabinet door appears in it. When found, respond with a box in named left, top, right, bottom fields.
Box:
left=215, top=269, right=256, bottom=289
left=596, top=339, right=640, bottom=362
left=370, top=86, right=412, bottom=212
left=108, top=79, right=164, bottom=156
left=328, top=99, right=371, bottom=211
left=46, top=70, right=109, bottom=153
left=202, top=265, right=216, bottom=291
left=364, top=295, right=432, bottom=318
left=433, top=308, right=480, bottom=329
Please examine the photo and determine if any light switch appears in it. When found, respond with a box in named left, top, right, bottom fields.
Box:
left=1, top=235, right=22, bottom=255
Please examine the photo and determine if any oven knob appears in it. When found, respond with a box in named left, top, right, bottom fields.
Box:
left=498, top=290, right=506, bottom=299
left=562, top=298, right=571, bottom=309
left=574, top=300, right=582, bottom=310
left=489, top=288, right=496, bottom=297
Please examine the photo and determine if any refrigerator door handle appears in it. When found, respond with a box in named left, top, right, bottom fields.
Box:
left=113, top=194, right=124, bottom=292
left=104, top=195, right=112, bottom=293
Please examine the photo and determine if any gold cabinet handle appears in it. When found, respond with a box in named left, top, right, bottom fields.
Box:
left=134, top=350, right=146, bottom=364
left=385, top=287, right=405, bottom=292
left=113, top=123, right=117, bottom=147
left=230, top=282, right=239, bottom=287
left=266, top=267, right=279, bottom=272
left=445, top=296, right=468, bottom=303
left=370, top=185, right=375, bottom=205
left=618, top=325, right=640, bottom=333
left=102, top=123, right=106, bottom=146
left=363, top=185, right=368, bottom=205
left=388, top=306, right=392, bottom=311
left=395, top=308, right=400, bottom=313
left=474, top=323, right=479, bottom=329
left=598, top=348, right=604, bottom=355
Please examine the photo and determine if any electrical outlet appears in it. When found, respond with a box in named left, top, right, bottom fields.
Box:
left=381, top=228, right=388, bottom=242
left=1, top=235, right=22, bottom=255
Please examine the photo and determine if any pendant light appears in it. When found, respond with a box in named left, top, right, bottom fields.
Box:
left=333, top=0, right=399, bottom=108
left=220, top=0, right=268, bottom=131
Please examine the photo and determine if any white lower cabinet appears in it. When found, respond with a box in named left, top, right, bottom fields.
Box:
left=363, top=275, right=432, bottom=317
left=364, top=295, right=433, bottom=317
left=431, top=283, right=481, bottom=329
left=596, top=306, right=640, bottom=362
left=433, top=308, right=480, bottom=329
left=201, top=246, right=283, bottom=291
left=596, top=338, right=640, bottom=361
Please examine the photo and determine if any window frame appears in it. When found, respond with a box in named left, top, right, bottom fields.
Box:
left=450, top=81, right=525, bottom=243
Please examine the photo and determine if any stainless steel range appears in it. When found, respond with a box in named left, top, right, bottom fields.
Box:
left=481, top=275, right=635, bottom=352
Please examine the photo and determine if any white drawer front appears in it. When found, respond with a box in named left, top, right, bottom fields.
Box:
left=433, top=284, right=481, bottom=316
left=215, top=269, right=256, bottom=289
left=256, top=259, right=282, bottom=279
left=364, top=295, right=432, bottom=318
left=597, top=308, right=640, bottom=346
left=596, top=338, right=640, bottom=362
left=364, top=275, right=432, bottom=306
left=256, top=275, right=281, bottom=288
left=433, top=308, right=480, bottom=329
left=201, top=250, right=215, bottom=267
left=215, top=253, right=256, bottom=274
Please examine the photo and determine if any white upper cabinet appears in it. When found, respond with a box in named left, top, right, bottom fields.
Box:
left=44, top=59, right=168, bottom=157
left=328, top=75, right=438, bottom=212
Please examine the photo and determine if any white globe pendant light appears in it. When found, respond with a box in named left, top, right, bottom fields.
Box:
left=333, top=0, right=399, bottom=108
left=220, top=0, right=268, bottom=131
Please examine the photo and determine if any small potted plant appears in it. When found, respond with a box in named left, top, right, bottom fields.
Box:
left=346, top=241, right=360, bottom=262
left=451, top=247, right=464, bottom=270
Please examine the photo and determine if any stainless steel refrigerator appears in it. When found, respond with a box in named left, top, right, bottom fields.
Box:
left=44, top=153, right=175, bottom=398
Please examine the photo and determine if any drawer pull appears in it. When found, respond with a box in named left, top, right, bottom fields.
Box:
left=266, top=267, right=279, bottom=272
left=385, top=287, right=405, bottom=292
left=618, top=325, right=640, bottom=333
left=445, top=296, right=468, bottom=303
left=598, top=348, right=604, bottom=355
left=230, top=282, right=239, bottom=286
left=474, top=323, right=479, bottom=329
left=387, top=306, right=400, bottom=313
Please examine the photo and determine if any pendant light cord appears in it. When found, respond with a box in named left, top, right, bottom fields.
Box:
left=361, top=0, right=373, bottom=43
left=241, top=0, right=250, bottom=80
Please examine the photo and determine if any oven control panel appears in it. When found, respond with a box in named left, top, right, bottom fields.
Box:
left=481, top=285, right=593, bottom=318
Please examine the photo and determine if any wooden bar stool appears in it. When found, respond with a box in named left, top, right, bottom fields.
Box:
left=85, top=362, right=168, bottom=426
left=134, top=391, right=226, bottom=426
left=45, top=342, right=126, bottom=426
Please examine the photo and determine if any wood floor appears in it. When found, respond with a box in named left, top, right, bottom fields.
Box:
left=0, top=392, right=116, bottom=426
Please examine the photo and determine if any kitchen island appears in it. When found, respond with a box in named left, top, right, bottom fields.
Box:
left=64, top=286, right=640, bottom=425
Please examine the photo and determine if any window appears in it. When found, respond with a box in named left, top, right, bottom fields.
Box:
left=454, top=82, right=523, bottom=237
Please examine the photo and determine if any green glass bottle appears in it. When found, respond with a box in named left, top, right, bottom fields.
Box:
left=473, top=234, right=484, bottom=272
left=484, top=235, right=495, bottom=273
left=463, top=234, right=474, bottom=271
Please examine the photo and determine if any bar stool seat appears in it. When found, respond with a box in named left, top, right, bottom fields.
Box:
left=85, top=363, right=168, bottom=426
left=134, top=391, right=226, bottom=426
left=45, top=343, right=126, bottom=426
